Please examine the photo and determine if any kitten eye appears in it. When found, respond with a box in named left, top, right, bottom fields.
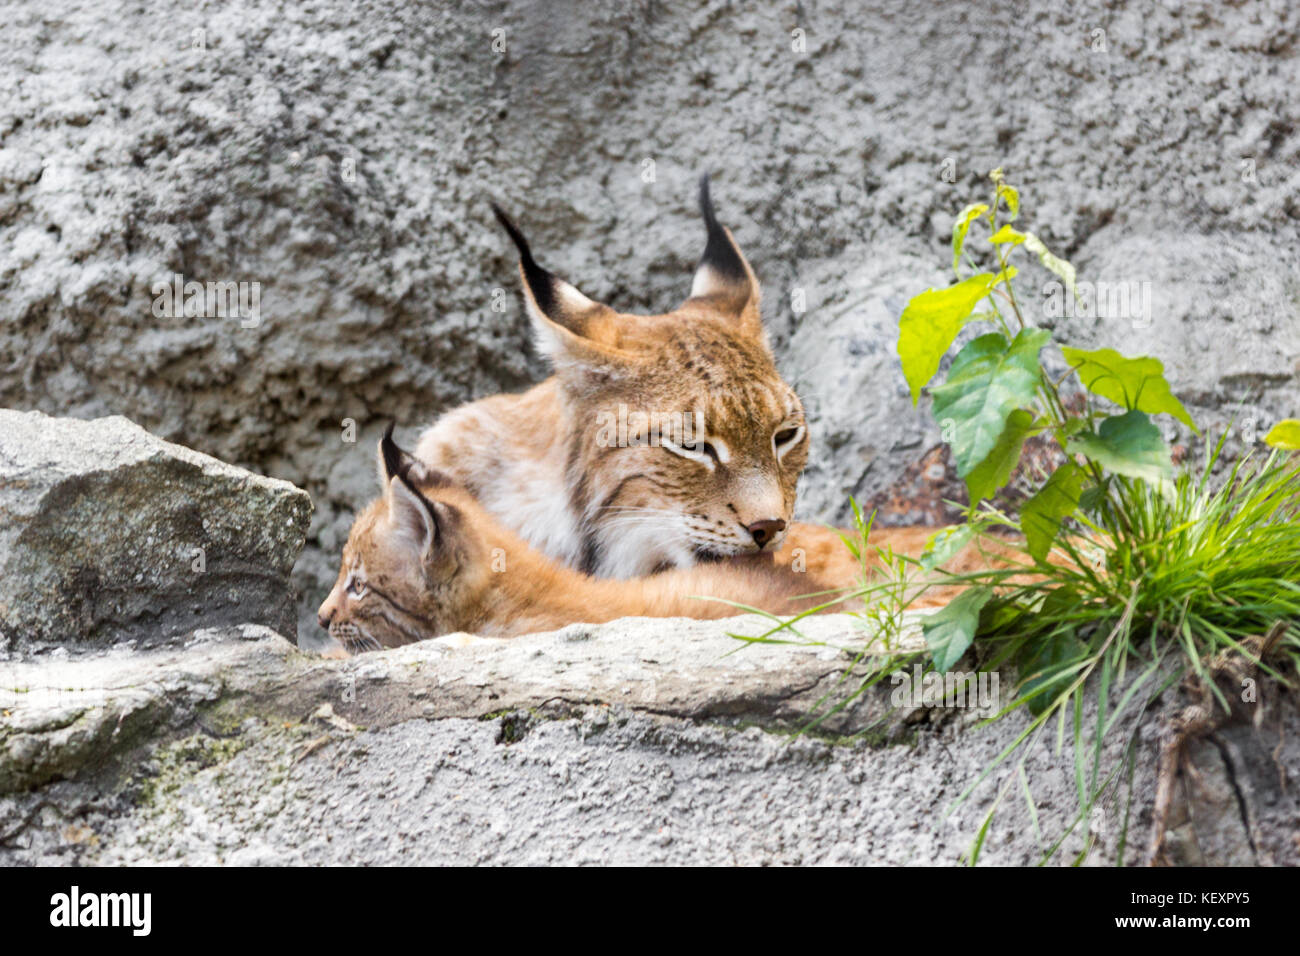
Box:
left=346, top=578, right=367, bottom=598
left=774, top=428, right=799, bottom=446
left=700, top=441, right=720, bottom=462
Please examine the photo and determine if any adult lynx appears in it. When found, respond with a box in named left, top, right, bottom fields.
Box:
left=415, top=177, right=811, bottom=579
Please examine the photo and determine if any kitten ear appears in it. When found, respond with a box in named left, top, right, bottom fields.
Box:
left=377, top=423, right=455, bottom=491
left=684, top=174, right=762, bottom=336
left=378, top=423, right=426, bottom=488
left=490, top=203, right=638, bottom=375
left=386, top=475, right=440, bottom=560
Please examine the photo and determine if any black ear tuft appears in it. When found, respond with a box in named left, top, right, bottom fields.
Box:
left=378, top=421, right=457, bottom=492
left=491, top=202, right=560, bottom=319
left=378, top=421, right=421, bottom=485
left=380, top=421, right=405, bottom=483
left=491, top=202, right=533, bottom=262
left=696, top=173, right=748, bottom=284
left=698, top=173, right=721, bottom=235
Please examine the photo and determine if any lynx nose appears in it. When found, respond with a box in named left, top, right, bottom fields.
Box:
left=317, top=585, right=344, bottom=630
left=317, top=596, right=338, bottom=631
left=747, top=518, right=786, bottom=549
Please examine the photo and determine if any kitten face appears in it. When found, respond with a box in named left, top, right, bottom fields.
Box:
left=317, top=435, right=489, bottom=651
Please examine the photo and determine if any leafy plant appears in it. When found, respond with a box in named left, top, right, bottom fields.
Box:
left=904, top=169, right=1192, bottom=527
left=888, top=170, right=1300, bottom=863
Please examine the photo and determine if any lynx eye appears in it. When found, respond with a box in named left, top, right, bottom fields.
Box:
left=661, top=435, right=729, bottom=469
left=346, top=577, right=367, bottom=598
left=774, top=424, right=804, bottom=457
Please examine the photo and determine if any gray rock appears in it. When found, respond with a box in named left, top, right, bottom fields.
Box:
left=0, top=410, right=311, bottom=654
left=2, top=617, right=1293, bottom=865
left=0, top=614, right=920, bottom=793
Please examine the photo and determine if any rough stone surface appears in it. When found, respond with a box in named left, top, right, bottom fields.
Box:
left=3, top=618, right=1294, bottom=866
left=0, top=410, right=311, bottom=654
left=0, top=616, right=1106, bottom=864
left=0, top=614, right=919, bottom=794
left=0, top=0, right=1294, bottom=634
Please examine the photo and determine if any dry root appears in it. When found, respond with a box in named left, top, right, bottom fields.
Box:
left=1146, top=622, right=1287, bottom=866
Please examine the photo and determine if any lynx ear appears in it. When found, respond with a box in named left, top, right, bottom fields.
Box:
left=386, top=475, right=441, bottom=560
left=491, top=203, right=636, bottom=374
left=377, top=423, right=454, bottom=492
left=685, top=174, right=762, bottom=334
left=375, top=424, right=459, bottom=560
left=377, top=422, right=429, bottom=489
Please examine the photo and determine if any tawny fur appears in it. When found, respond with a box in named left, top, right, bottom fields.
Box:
left=318, top=464, right=835, bottom=653
left=414, top=184, right=1003, bottom=587
left=771, top=522, right=1041, bottom=610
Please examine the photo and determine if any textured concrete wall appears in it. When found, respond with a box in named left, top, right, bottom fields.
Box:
left=2, top=0, right=1296, bottom=635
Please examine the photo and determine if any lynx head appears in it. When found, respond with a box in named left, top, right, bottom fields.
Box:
left=317, top=426, right=493, bottom=652
left=494, top=176, right=809, bottom=577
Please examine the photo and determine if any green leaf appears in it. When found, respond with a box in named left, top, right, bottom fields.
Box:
left=965, top=408, right=1036, bottom=504
left=952, top=203, right=989, bottom=275
left=989, top=224, right=1026, bottom=246
left=923, top=586, right=993, bottom=673
left=1066, top=410, right=1173, bottom=483
left=920, top=524, right=976, bottom=571
left=1060, top=346, right=1197, bottom=432
left=1022, top=232, right=1077, bottom=300
left=1019, top=626, right=1088, bottom=716
left=1057, top=417, right=1089, bottom=439
left=1078, top=481, right=1108, bottom=514
left=1021, top=461, right=1085, bottom=563
left=930, top=327, right=1050, bottom=476
left=897, top=272, right=1000, bottom=405
left=1264, top=419, right=1300, bottom=450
